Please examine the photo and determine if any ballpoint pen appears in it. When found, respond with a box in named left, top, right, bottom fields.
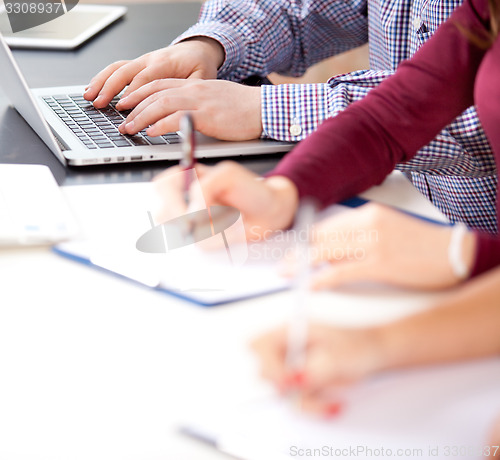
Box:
left=285, top=200, right=344, bottom=416
left=285, top=200, right=315, bottom=392
left=180, top=112, right=196, bottom=210
left=179, top=112, right=197, bottom=240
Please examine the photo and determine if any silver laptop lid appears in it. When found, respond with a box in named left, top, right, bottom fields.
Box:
left=0, top=31, right=66, bottom=165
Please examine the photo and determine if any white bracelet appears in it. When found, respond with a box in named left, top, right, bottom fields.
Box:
left=448, top=223, right=470, bottom=280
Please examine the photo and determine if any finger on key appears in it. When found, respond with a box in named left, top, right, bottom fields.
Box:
left=92, top=61, right=146, bottom=108
left=84, top=60, right=130, bottom=101
left=117, top=78, right=185, bottom=110
left=119, top=63, right=179, bottom=103
left=121, top=91, right=188, bottom=134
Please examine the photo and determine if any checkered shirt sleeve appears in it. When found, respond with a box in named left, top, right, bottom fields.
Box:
left=173, top=0, right=498, bottom=234
left=173, top=0, right=369, bottom=80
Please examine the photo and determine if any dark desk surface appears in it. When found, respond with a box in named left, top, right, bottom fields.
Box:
left=0, top=2, right=284, bottom=185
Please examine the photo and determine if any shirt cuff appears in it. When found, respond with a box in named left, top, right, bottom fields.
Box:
left=261, top=83, right=329, bottom=141
left=171, top=22, right=244, bottom=79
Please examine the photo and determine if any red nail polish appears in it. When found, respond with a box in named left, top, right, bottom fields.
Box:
left=283, top=371, right=306, bottom=389
left=291, top=371, right=306, bottom=387
left=324, top=402, right=343, bottom=418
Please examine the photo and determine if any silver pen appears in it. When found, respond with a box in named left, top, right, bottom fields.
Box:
left=180, top=112, right=196, bottom=209
left=285, top=200, right=315, bottom=386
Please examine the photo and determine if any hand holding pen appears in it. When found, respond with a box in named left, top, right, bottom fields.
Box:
left=251, top=201, right=366, bottom=416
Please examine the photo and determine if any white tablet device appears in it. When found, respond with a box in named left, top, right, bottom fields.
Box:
left=0, top=4, right=127, bottom=49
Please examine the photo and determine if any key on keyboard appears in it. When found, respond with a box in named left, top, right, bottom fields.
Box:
left=42, top=95, right=181, bottom=149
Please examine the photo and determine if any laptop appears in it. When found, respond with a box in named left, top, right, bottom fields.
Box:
left=0, top=32, right=294, bottom=166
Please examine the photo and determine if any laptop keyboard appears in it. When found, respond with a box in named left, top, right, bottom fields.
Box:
left=42, top=94, right=181, bottom=149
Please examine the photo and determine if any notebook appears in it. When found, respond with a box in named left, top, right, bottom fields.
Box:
left=53, top=180, right=298, bottom=306
left=0, top=31, right=294, bottom=166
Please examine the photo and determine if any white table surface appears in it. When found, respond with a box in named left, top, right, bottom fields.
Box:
left=1, top=172, right=495, bottom=460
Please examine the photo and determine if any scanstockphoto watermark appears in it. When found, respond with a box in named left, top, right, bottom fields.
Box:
left=247, top=224, right=379, bottom=262
left=290, top=445, right=425, bottom=458
left=289, top=444, right=500, bottom=458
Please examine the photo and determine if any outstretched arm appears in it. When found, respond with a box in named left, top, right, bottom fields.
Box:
left=252, top=265, right=500, bottom=414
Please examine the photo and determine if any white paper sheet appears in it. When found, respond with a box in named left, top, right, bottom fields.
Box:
left=183, top=358, right=500, bottom=459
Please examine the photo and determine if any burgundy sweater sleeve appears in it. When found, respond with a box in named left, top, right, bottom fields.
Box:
left=268, top=0, right=489, bottom=206
left=472, top=235, right=500, bottom=276
left=470, top=32, right=500, bottom=276
left=269, top=0, right=496, bottom=278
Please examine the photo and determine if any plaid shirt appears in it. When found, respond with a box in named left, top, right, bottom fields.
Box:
left=174, top=0, right=498, bottom=233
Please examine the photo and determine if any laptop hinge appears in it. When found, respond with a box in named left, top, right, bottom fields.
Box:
left=49, top=126, right=69, bottom=151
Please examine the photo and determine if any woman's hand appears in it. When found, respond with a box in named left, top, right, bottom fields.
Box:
left=152, top=161, right=299, bottom=237
left=308, top=204, right=476, bottom=290
left=251, top=323, right=385, bottom=414
left=252, top=265, right=500, bottom=416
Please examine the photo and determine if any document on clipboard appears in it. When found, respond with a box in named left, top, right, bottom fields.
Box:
left=54, top=179, right=301, bottom=306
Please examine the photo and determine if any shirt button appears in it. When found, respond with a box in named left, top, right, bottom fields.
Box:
left=413, top=16, right=421, bottom=29
left=289, top=124, right=302, bottom=137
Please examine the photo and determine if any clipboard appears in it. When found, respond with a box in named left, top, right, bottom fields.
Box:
left=53, top=240, right=290, bottom=307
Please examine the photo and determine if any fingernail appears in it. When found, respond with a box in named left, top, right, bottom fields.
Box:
left=324, top=402, right=343, bottom=418
left=118, top=122, right=126, bottom=131
left=125, top=121, right=135, bottom=131
left=93, top=96, right=104, bottom=106
left=291, top=372, right=306, bottom=387
left=118, top=96, right=128, bottom=106
left=283, top=371, right=306, bottom=389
